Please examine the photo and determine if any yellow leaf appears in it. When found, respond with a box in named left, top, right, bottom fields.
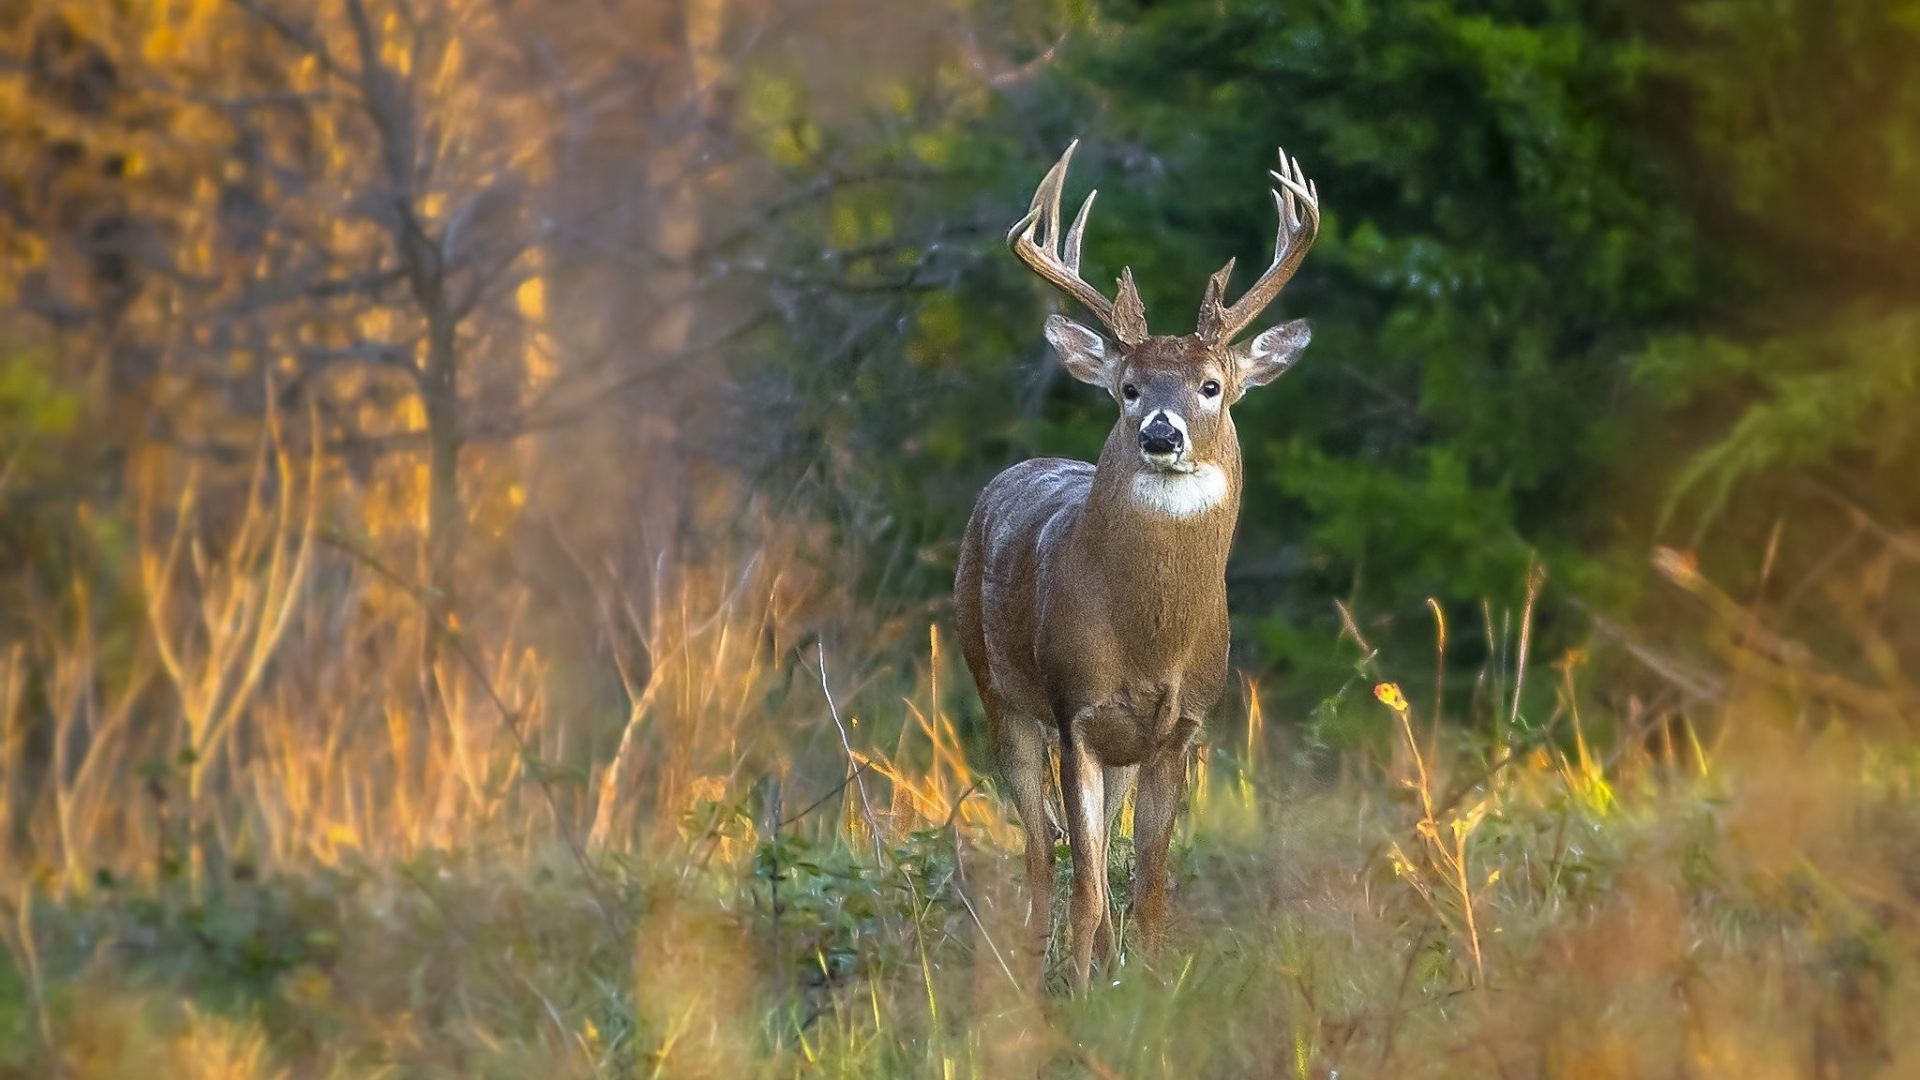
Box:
left=515, top=275, right=546, bottom=322
left=144, top=24, right=180, bottom=61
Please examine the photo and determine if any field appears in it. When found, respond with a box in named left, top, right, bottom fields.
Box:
left=3, top=517, right=1917, bottom=1080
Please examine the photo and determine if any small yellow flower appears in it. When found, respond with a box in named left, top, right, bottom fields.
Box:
left=1373, top=682, right=1409, bottom=713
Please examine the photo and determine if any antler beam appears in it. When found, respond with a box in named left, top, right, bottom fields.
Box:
left=1008, top=141, right=1150, bottom=346
left=1196, top=147, right=1320, bottom=345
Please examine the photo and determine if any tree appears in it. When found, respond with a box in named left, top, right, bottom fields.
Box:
left=748, top=0, right=1920, bottom=713
left=747, top=0, right=1703, bottom=697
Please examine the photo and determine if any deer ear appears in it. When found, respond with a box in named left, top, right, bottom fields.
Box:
left=1045, top=315, right=1115, bottom=387
left=1234, top=318, right=1311, bottom=393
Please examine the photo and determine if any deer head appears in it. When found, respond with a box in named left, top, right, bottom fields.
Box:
left=1009, top=141, right=1319, bottom=483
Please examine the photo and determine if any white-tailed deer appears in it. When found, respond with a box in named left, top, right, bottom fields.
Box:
left=955, top=141, right=1319, bottom=992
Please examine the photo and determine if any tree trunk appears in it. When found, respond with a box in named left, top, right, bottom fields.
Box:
left=418, top=299, right=461, bottom=716
left=423, top=318, right=461, bottom=633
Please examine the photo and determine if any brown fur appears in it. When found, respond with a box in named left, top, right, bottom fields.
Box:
left=970, top=142, right=1319, bottom=992
left=955, top=331, right=1303, bottom=992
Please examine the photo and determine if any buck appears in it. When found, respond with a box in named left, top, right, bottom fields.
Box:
left=954, top=141, right=1319, bottom=992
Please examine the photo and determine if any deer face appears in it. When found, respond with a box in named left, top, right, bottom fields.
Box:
left=1045, top=316, right=1312, bottom=473
left=1009, top=141, right=1320, bottom=482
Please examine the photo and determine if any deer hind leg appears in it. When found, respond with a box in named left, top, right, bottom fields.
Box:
left=1093, top=764, right=1136, bottom=969
left=993, top=711, right=1055, bottom=978
left=1059, top=728, right=1108, bottom=995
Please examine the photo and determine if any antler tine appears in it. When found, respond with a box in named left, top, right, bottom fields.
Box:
left=1064, top=189, right=1095, bottom=272
left=1008, top=141, right=1149, bottom=345
left=1199, top=145, right=1321, bottom=344
left=1040, top=145, right=1068, bottom=248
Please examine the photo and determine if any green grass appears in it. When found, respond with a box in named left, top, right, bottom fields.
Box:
left=3, top=502, right=1914, bottom=1076
left=6, top=727, right=1918, bottom=1078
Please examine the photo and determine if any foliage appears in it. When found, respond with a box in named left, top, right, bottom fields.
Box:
left=7, top=0, right=1920, bottom=698
left=744, top=3, right=1627, bottom=687
left=735, top=0, right=1920, bottom=689
left=1643, top=309, right=1920, bottom=532
left=1626, top=0, right=1920, bottom=563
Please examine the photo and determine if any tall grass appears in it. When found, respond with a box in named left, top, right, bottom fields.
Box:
left=2, top=440, right=1919, bottom=1076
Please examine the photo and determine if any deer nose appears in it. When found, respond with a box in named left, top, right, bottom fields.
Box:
left=1140, top=415, right=1183, bottom=457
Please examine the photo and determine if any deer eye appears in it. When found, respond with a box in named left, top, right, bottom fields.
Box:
left=1200, top=380, right=1221, bottom=398
left=1122, top=384, right=1140, bottom=402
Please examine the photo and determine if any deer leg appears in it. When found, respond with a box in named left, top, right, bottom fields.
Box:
left=1131, top=746, right=1186, bottom=958
left=1103, top=764, right=1137, bottom=832
left=994, top=714, right=1055, bottom=976
left=1059, top=724, right=1107, bottom=994
left=1093, top=764, right=1135, bottom=968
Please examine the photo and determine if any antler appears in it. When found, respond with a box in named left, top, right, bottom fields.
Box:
left=1008, top=141, right=1150, bottom=346
left=1195, top=147, right=1320, bottom=345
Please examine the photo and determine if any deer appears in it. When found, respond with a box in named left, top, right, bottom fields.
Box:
left=954, top=141, right=1319, bottom=993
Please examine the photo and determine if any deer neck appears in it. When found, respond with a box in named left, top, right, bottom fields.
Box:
left=1076, top=422, right=1242, bottom=590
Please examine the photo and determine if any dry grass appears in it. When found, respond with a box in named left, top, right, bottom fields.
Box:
left=2, top=449, right=1919, bottom=1077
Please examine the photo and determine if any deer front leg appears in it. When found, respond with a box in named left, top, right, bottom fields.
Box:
left=1093, top=763, right=1135, bottom=968
left=1131, top=745, right=1186, bottom=957
left=1059, top=723, right=1108, bottom=994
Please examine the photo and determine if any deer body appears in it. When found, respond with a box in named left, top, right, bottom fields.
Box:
left=954, top=142, right=1320, bottom=992
left=960, top=396, right=1242, bottom=763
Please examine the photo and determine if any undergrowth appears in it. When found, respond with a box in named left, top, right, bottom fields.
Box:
left=2, top=467, right=1917, bottom=1076
left=5, top=712, right=1919, bottom=1077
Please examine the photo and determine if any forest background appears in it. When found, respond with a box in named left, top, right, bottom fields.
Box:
left=3, top=1, right=1920, bottom=1075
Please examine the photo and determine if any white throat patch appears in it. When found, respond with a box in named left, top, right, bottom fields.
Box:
left=1131, top=464, right=1228, bottom=518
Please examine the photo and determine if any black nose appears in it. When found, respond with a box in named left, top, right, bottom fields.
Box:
left=1140, top=418, right=1182, bottom=456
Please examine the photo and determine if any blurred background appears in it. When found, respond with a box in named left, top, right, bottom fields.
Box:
left=3, top=0, right=1919, bottom=1075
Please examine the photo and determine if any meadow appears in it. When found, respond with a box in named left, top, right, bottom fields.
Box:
left=3, top=469, right=1915, bottom=1078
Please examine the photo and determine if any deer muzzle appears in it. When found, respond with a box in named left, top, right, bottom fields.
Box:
left=1139, top=412, right=1185, bottom=468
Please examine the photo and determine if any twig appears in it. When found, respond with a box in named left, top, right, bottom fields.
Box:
left=437, top=627, right=629, bottom=942
left=1582, top=611, right=1722, bottom=702
left=948, top=808, right=1021, bottom=994
left=810, top=644, right=953, bottom=1017
left=816, top=643, right=885, bottom=864
left=230, top=0, right=352, bottom=78
left=940, top=779, right=986, bottom=832
left=1333, top=598, right=1381, bottom=676
left=1376, top=920, right=1435, bottom=1072
left=315, top=530, right=628, bottom=945
left=1432, top=706, right=1568, bottom=825
left=778, top=760, right=876, bottom=830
